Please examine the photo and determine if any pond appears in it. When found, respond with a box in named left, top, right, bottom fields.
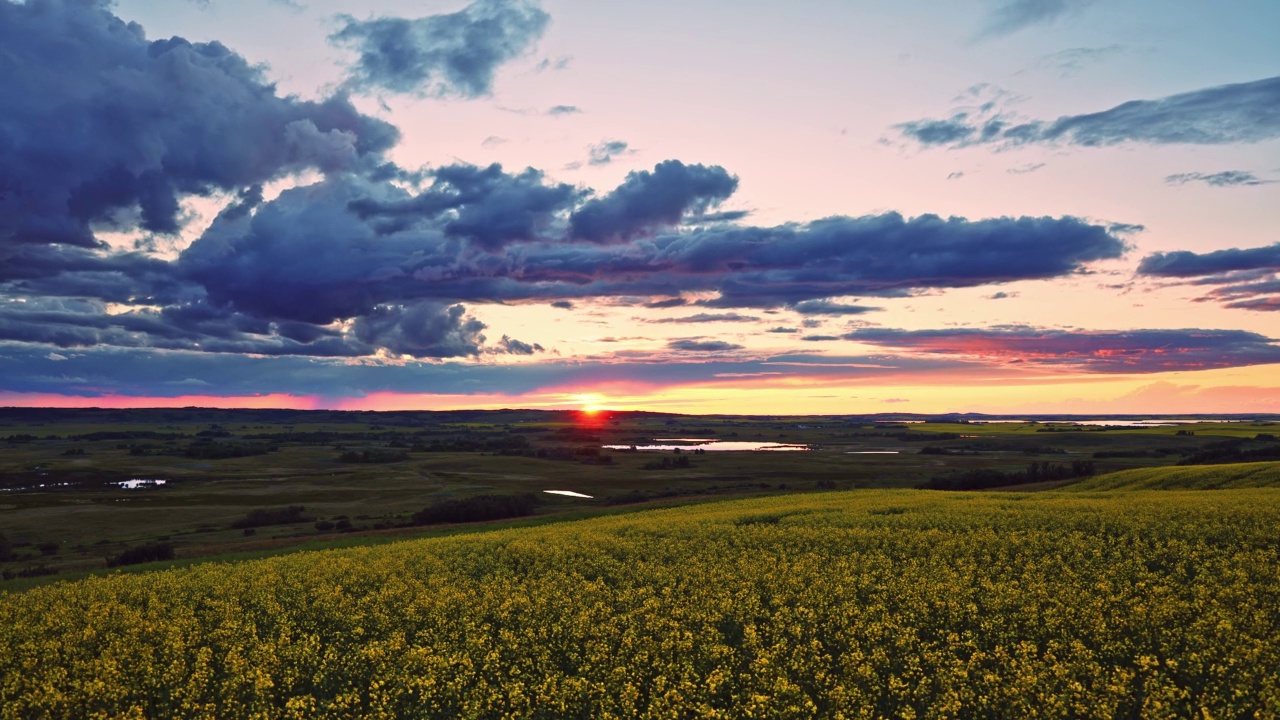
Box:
left=603, top=439, right=810, bottom=452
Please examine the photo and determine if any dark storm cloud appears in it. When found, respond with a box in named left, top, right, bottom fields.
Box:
left=977, top=0, right=1097, bottom=39
left=1137, top=244, right=1280, bottom=278
left=568, top=161, right=739, bottom=242
left=667, top=339, right=745, bottom=353
left=0, top=0, right=398, bottom=249
left=844, top=326, right=1280, bottom=373
left=790, top=300, right=882, bottom=316
left=1165, top=171, right=1270, bottom=187
left=331, top=0, right=549, bottom=98
left=348, top=163, right=579, bottom=250
left=898, top=76, right=1280, bottom=149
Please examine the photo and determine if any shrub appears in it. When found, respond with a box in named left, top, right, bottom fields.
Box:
left=412, top=494, right=539, bottom=525
left=106, top=542, right=174, bottom=568
left=231, top=506, right=312, bottom=529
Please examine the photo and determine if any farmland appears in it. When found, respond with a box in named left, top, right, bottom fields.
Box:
left=3, top=409, right=1280, bottom=717
left=3, top=407, right=1278, bottom=584
left=3, top=485, right=1279, bottom=718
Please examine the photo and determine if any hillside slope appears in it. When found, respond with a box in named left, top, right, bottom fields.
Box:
left=3, top=489, right=1279, bottom=718
left=1068, top=461, right=1280, bottom=491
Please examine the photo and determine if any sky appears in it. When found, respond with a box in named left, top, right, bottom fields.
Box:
left=1, top=0, right=1278, bottom=415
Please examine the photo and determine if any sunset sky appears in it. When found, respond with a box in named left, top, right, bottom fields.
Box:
left=2, top=0, right=1279, bottom=414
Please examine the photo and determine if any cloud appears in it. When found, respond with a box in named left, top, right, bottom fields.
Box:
left=568, top=161, right=739, bottom=242
left=550, top=300, right=573, bottom=309
left=667, top=339, right=745, bottom=353
left=587, top=140, right=633, bottom=166
left=767, top=327, right=799, bottom=334
left=0, top=0, right=398, bottom=250
left=1019, top=45, right=1125, bottom=77
left=1137, top=243, right=1280, bottom=278
left=1138, top=243, right=1280, bottom=311
left=350, top=302, right=489, bottom=358
left=496, top=334, right=544, bottom=355
left=977, top=0, right=1097, bottom=39
left=331, top=0, right=549, bottom=98
left=845, top=326, right=1280, bottom=373
left=898, top=76, right=1280, bottom=149
left=647, top=313, right=760, bottom=324
left=790, top=300, right=882, bottom=316
left=645, top=298, right=688, bottom=309
left=347, top=162, right=579, bottom=250
left=547, top=104, right=581, bottom=116
left=801, top=335, right=840, bottom=342
left=1165, top=171, right=1270, bottom=187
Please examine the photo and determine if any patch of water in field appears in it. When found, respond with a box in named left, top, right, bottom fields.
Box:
left=116, top=479, right=168, bottom=489
left=846, top=451, right=899, bottom=454
left=603, top=441, right=810, bottom=452
left=544, top=490, right=593, bottom=498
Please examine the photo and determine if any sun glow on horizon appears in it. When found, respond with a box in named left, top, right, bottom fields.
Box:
left=572, top=393, right=609, bottom=414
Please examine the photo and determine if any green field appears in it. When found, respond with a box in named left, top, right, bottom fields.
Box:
left=3, top=486, right=1279, bottom=718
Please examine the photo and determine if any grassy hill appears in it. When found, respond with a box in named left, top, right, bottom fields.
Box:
left=1068, top=461, right=1280, bottom=491
left=3, top=488, right=1279, bottom=718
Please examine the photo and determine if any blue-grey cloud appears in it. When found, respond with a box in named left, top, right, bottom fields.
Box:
left=1165, top=171, right=1270, bottom=187
left=898, top=76, right=1280, bottom=149
left=790, top=300, right=882, bottom=316
left=588, top=140, right=631, bottom=166
left=547, top=104, right=581, bottom=116
left=801, top=335, right=839, bottom=342
left=0, top=0, right=398, bottom=250
left=569, top=161, right=739, bottom=242
left=645, top=298, right=689, bottom=309
left=844, top=326, right=1280, bottom=372
left=331, top=0, right=549, bottom=98
left=351, top=302, right=488, bottom=358
left=347, top=162, right=579, bottom=250
left=0, top=345, right=972, bottom=399
left=977, top=0, right=1097, bottom=39
left=1138, top=243, right=1280, bottom=312
left=766, top=327, right=800, bottom=334
left=647, top=313, right=760, bottom=324
left=1138, top=244, right=1280, bottom=278
left=667, top=339, right=744, bottom=353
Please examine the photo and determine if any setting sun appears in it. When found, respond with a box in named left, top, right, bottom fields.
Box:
left=573, top=393, right=608, bottom=414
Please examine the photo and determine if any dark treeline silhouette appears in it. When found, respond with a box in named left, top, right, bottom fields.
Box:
left=1178, top=438, right=1280, bottom=466
left=412, top=494, right=540, bottom=526
left=919, top=460, right=1096, bottom=491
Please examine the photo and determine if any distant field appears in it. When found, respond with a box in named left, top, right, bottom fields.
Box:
left=3, top=489, right=1278, bottom=718
left=1070, top=461, right=1280, bottom=490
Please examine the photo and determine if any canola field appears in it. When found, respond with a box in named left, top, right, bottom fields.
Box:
left=1068, top=460, right=1280, bottom=491
left=3, top=487, right=1279, bottom=719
